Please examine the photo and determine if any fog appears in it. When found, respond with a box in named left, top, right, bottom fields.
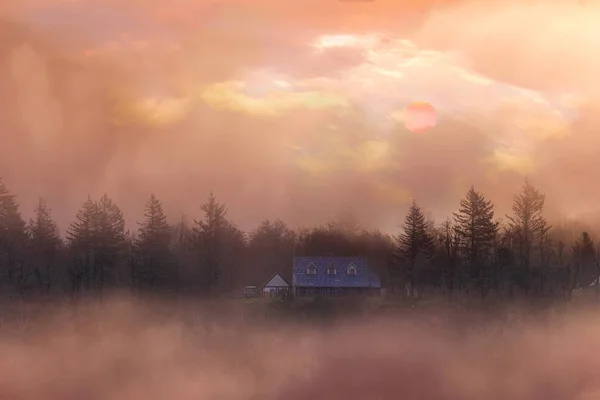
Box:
left=1, top=297, right=600, bottom=399
left=0, top=0, right=598, bottom=233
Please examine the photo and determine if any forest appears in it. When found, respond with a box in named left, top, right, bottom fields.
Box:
left=0, top=176, right=598, bottom=305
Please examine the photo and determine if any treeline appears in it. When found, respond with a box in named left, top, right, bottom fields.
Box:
left=0, top=178, right=597, bottom=302
left=391, top=182, right=599, bottom=303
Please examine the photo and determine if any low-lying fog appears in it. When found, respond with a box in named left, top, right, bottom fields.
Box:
left=0, top=297, right=599, bottom=399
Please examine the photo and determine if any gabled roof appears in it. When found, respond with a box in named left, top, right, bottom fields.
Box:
left=292, top=256, right=380, bottom=288
left=263, top=273, right=290, bottom=288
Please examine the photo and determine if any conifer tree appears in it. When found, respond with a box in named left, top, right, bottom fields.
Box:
left=27, top=197, right=61, bottom=295
left=506, top=180, right=551, bottom=270
left=66, top=196, right=98, bottom=294
left=393, top=200, right=435, bottom=296
left=170, top=214, right=194, bottom=291
left=0, top=177, right=27, bottom=287
left=439, top=218, right=460, bottom=296
left=135, top=194, right=174, bottom=290
left=576, top=231, right=596, bottom=289
left=192, top=192, right=228, bottom=294
left=453, top=186, right=498, bottom=296
left=171, top=214, right=192, bottom=254
left=221, top=221, right=246, bottom=290
left=95, top=194, right=127, bottom=289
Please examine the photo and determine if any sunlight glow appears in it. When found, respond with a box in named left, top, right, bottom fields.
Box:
left=200, top=81, right=349, bottom=116
left=313, top=34, right=380, bottom=51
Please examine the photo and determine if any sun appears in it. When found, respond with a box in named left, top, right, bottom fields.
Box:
left=401, top=101, right=437, bottom=133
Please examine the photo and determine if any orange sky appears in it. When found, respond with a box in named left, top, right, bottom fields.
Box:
left=0, top=0, right=599, bottom=233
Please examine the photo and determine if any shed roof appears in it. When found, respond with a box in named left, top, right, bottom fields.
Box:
left=263, top=273, right=290, bottom=288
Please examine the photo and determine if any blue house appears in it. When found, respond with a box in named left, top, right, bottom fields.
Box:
left=292, top=256, right=381, bottom=297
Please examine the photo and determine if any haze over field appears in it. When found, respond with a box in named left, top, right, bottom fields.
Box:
left=2, top=299, right=600, bottom=400
left=0, top=0, right=598, bottom=232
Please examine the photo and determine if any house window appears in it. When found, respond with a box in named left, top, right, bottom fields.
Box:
left=327, top=263, right=337, bottom=275
left=307, top=263, right=317, bottom=275
left=347, top=264, right=357, bottom=276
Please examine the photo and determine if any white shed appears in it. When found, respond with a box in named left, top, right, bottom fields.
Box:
left=262, top=273, right=290, bottom=297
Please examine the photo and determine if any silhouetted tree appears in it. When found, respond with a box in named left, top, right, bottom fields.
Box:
left=0, top=178, right=27, bottom=289
left=27, top=198, right=61, bottom=296
left=171, top=215, right=193, bottom=254
left=66, top=196, right=98, bottom=296
left=506, top=180, right=551, bottom=295
left=220, top=221, right=246, bottom=291
left=192, top=192, right=228, bottom=295
left=171, top=214, right=195, bottom=292
left=491, top=228, right=515, bottom=298
left=94, top=194, right=127, bottom=291
left=436, top=218, right=460, bottom=299
left=567, top=240, right=584, bottom=302
left=357, top=229, right=394, bottom=291
left=134, top=194, right=174, bottom=291
left=392, top=200, right=435, bottom=297
left=248, top=219, right=295, bottom=284
left=576, top=232, right=596, bottom=289
left=453, top=186, right=498, bottom=299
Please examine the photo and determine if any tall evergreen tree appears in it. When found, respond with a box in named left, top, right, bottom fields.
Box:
left=135, top=194, right=174, bottom=290
left=170, top=214, right=195, bottom=292
left=453, top=186, right=498, bottom=297
left=392, top=200, right=435, bottom=296
left=576, top=231, right=596, bottom=288
left=171, top=214, right=193, bottom=254
left=95, top=194, right=127, bottom=290
left=564, top=233, right=596, bottom=301
left=0, top=177, right=27, bottom=288
left=220, top=221, right=246, bottom=291
left=27, top=197, right=61, bottom=295
left=438, top=218, right=461, bottom=297
left=66, top=196, right=98, bottom=295
left=506, top=180, right=551, bottom=271
left=192, top=192, right=228, bottom=294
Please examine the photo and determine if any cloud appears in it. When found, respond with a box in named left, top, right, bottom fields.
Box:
left=484, top=150, right=536, bottom=175
left=415, top=1, right=600, bottom=95
left=2, top=0, right=600, bottom=232
left=200, top=80, right=349, bottom=117
left=115, top=96, right=192, bottom=127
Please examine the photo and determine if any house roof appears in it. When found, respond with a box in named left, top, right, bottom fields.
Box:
left=292, top=256, right=381, bottom=288
left=263, top=273, right=290, bottom=288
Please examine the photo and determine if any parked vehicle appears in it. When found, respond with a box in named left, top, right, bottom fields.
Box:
left=244, top=286, right=258, bottom=298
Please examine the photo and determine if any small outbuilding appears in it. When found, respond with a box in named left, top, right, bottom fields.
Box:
left=262, top=273, right=291, bottom=297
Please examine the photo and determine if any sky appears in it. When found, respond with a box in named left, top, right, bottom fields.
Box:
left=0, top=0, right=599, bottom=233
